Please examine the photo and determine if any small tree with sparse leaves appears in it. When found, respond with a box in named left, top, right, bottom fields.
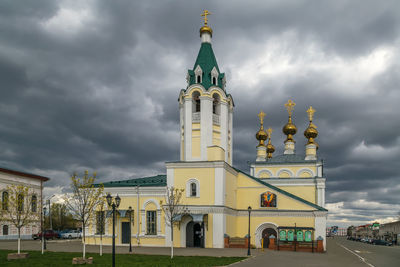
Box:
left=160, top=187, right=185, bottom=259
left=64, top=171, right=104, bottom=259
left=0, top=184, right=39, bottom=254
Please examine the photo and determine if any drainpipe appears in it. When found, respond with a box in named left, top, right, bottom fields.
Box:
left=136, top=186, right=140, bottom=246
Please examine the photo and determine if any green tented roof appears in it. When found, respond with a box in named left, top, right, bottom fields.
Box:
left=188, top=43, right=225, bottom=90
left=232, top=167, right=327, bottom=211
left=100, top=174, right=166, bottom=188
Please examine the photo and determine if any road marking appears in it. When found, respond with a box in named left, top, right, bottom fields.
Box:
left=338, top=243, right=375, bottom=267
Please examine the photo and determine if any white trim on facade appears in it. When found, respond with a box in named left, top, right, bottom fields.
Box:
left=276, top=168, right=294, bottom=178
left=186, top=178, right=200, bottom=198
left=296, top=168, right=315, bottom=177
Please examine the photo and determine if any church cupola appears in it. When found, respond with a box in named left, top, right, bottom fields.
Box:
left=266, top=127, right=275, bottom=159
left=304, top=106, right=318, bottom=160
left=256, top=111, right=268, bottom=162
left=179, top=11, right=234, bottom=165
left=282, top=99, right=297, bottom=155
left=186, top=10, right=226, bottom=91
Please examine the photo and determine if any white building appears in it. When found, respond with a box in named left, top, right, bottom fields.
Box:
left=0, top=167, right=49, bottom=240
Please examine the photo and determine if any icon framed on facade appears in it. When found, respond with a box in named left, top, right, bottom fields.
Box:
left=260, top=191, right=277, bottom=207
left=297, top=230, right=303, bottom=242
left=287, top=230, right=294, bottom=241
left=305, top=231, right=312, bottom=242
left=279, top=230, right=286, bottom=241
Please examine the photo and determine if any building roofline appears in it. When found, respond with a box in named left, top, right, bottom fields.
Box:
left=0, top=167, right=50, bottom=181
left=232, top=167, right=328, bottom=212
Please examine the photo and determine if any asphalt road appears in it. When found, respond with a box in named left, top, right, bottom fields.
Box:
left=0, top=237, right=399, bottom=266
left=234, top=237, right=400, bottom=267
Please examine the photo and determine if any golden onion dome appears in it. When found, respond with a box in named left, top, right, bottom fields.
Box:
left=282, top=116, right=297, bottom=142
left=267, top=141, right=275, bottom=154
left=304, top=125, right=318, bottom=140
left=200, top=25, right=213, bottom=37
left=256, top=129, right=268, bottom=147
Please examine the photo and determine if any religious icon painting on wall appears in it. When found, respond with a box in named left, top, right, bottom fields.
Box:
left=260, top=191, right=277, bottom=207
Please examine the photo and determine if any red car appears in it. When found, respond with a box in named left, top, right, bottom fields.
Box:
left=32, top=230, right=60, bottom=240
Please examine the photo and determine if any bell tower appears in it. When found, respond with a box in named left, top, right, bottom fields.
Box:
left=178, top=10, right=234, bottom=164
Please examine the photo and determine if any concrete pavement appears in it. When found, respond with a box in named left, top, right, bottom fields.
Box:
left=1, top=237, right=399, bottom=266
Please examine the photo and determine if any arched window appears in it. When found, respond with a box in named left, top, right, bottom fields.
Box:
left=212, top=93, right=220, bottom=115
left=212, top=77, right=216, bottom=85
left=2, top=191, right=8, bottom=211
left=186, top=179, right=199, bottom=198
left=197, top=75, right=201, bottom=83
left=192, top=91, right=201, bottom=113
left=190, top=183, right=197, bottom=197
left=17, top=194, right=24, bottom=212
left=2, top=225, right=8, bottom=236
left=31, top=195, right=37, bottom=213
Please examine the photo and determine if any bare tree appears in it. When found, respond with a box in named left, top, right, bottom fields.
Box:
left=64, top=171, right=104, bottom=259
left=0, top=184, right=39, bottom=254
left=160, top=187, right=185, bottom=259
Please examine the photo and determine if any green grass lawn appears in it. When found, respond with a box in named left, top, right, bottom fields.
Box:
left=0, top=250, right=245, bottom=266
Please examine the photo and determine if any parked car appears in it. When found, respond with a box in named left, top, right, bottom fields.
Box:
left=372, top=239, right=393, bottom=246
left=32, top=230, right=60, bottom=240
left=61, top=230, right=82, bottom=239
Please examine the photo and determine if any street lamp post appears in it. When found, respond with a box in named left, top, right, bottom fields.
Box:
left=128, top=206, right=132, bottom=253
left=106, top=193, right=121, bottom=267
left=43, top=206, right=47, bottom=250
left=247, top=206, right=252, bottom=256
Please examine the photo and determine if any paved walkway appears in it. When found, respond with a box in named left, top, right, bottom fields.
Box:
left=0, top=239, right=259, bottom=257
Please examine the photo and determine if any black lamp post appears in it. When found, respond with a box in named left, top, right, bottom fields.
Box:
left=106, top=193, right=121, bottom=267
left=128, top=206, right=132, bottom=253
left=247, top=206, right=252, bottom=256
left=43, top=206, right=47, bottom=250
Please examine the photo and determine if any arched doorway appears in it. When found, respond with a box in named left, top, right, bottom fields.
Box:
left=186, top=221, right=204, bottom=247
left=262, top=228, right=277, bottom=248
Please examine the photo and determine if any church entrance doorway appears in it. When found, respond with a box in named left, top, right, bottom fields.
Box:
left=186, top=221, right=204, bottom=247
left=262, top=228, right=277, bottom=248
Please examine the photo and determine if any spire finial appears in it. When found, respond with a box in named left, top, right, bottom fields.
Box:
left=306, top=106, right=316, bottom=122
left=258, top=111, right=266, bottom=127
left=284, top=99, right=296, bottom=117
left=201, top=10, right=211, bottom=26
left=267, top=127, right=273, bottom=137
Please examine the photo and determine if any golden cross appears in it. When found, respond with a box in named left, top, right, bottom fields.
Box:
left=267, top=127, right=273, bottom=137
left=258, top=111, right=266, bottom=125
left=306, top=106, right=316, bottom=121
left=201, top=10, right=211, bottom=25
left=284, top=99, right=296, bottom=116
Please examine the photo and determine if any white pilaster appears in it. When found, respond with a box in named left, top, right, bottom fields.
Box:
left=167, top=167, right=174, bottom=188
left=214, top=167, right=226, bottom=206
left=184, top=98, right=192, bottom=161
left=228, top=108, right=233, bottom=165
left=157, top=209, right=161, bottom=235
left=220, top=102, right=228, bottom=162
left=315, top=215, right=327, bottom=251
left=179, top=102, right=184, bottom=160
left=316, top=178, right=326, bottom=207
left=141, top=210, right=146, bottom=234
left=200, top=96, right=213, bottom=161
left=213, top=213, right=225, bottom=248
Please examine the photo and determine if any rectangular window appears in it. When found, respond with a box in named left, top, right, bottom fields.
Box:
left=146, top=211, right=157, bottom=235
left=96, top=211, right=105, bottom=235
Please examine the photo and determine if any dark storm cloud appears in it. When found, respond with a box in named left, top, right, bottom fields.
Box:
left=0, top=0, right=399, bottom=226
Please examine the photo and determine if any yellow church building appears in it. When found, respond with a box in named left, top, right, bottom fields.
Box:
left=86, top=12, right=327, bottom=251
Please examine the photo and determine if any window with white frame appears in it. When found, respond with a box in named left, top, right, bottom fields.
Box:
left=146, top=210, right=157, bottom=235
left=186, top=179, right=200, bottom=198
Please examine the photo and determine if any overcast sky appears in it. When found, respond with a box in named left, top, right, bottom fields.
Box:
left=1, top=0, right=399, bottom=228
